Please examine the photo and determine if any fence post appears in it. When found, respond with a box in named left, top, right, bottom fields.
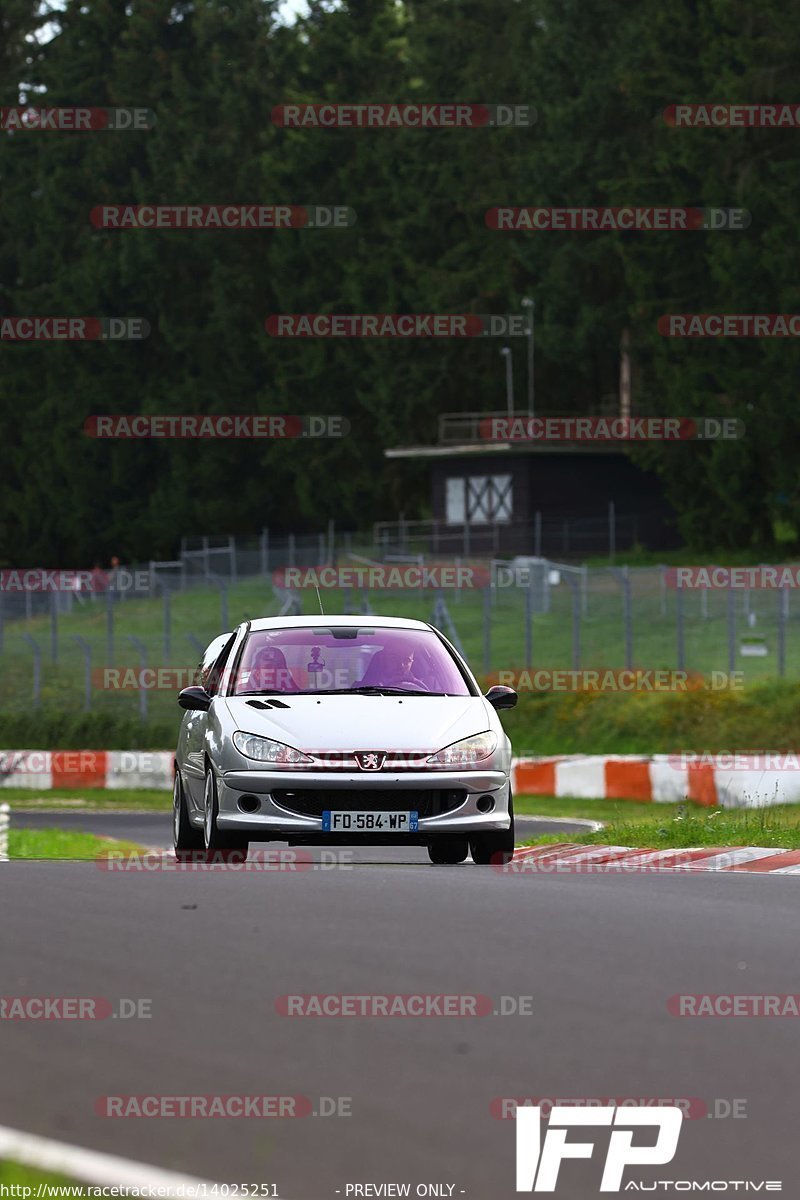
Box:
left=72, top=635, right=92, bottom=712
left=127, top=636, right=148, bottom=722
left=50, top=592, right=58, bottom=663
left=777, top=587, right=787, bottom=677
left=0, top=803, right=9, bottom=861
left=106, top=586, right=115, bottom=664
left=608, top=500, right=616, bottom=562
left=524, top=575, right=533, bottom=669
left=163, top=588, right=171, bottom=661
left=328, top=518, right=335, bottom=564
left=482, top=585, right=491, bottom=674
left=260, top=527, right=269, bottom=577
left=676, top=586, right=685, bottom=671
left=534, top=511, right=542, bottom=557
left=21, top=634, right=41, bottom=709
left=617, top=566, right=633, bottom=669
left=727, top=587, right=736, bottom=675
left=186, top=633, right=204, bottom=663
left=288, top=533, right=296, bottom=568
left=219, top=580, right=229, bottom=631
left=564, top=575, right=581, bottom=669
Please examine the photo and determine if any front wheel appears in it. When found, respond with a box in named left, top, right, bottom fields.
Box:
left=203, top=768, right=250, bottom=862
left=470, top=795, right=515, bottom=866
left=173, top=770, right=205, bottom=861
left=428, top=838, right=469, bottom=865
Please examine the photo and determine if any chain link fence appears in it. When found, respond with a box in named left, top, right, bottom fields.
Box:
left=0, top=531, right=798, bottom=720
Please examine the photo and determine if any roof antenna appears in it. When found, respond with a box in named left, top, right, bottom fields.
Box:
left=315, top=585, right=325, bottom=615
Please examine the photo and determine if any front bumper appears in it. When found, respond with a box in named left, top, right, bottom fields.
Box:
left=214, top=767, right=511, bottom=841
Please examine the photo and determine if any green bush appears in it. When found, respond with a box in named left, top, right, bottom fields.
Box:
left=500, top=680, right=800, bottom=755
left=0, top=709, right=175, bottom=750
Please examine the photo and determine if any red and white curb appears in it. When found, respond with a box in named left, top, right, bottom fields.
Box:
left=0, top=802, right=9, bottom=860
left=508, top=843, right=800, bottom=875
left=0, top=750, right=174, bottom=790
left=0, top=1122, right=220, bottom=1193
left=512, top=754, right=800, bottom=808
left=0, top=749, right=798, bottom=810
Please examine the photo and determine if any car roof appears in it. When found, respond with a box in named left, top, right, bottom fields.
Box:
left=246, top=614, right=432, bottom=633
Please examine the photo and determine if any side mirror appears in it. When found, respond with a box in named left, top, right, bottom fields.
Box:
left=485, top=685, right=518, bottom=711
left=178, top=686, right=211, bottom=712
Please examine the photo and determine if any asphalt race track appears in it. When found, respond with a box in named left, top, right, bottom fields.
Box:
left=1, top=810, right=798, bottom=1197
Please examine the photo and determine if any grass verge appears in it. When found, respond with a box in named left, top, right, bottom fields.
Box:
left=0, top=1160, right=86, bottom=1188
left=9, top=828, right=146, bottom=859
left=3, top=787, right=171, bottom=810
left=517, top=794, right=800, bottom=850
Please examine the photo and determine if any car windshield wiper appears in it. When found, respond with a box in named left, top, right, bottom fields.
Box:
left=291, top=686, right=448, bottom=697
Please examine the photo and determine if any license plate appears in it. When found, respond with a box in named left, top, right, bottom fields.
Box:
left=322, top=810, right=418, bottom=833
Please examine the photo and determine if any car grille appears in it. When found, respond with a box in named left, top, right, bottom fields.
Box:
left=271, top=788, right=467, bottom=818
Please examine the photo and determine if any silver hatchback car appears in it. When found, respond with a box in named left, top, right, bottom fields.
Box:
left=173, top=615, right=517, bottom=865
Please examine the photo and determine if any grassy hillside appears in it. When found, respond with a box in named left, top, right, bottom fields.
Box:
left=1, top=679, right=798, bottom=752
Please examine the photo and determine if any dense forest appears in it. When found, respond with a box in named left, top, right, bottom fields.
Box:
left=1, top=0, right=799, bottom=563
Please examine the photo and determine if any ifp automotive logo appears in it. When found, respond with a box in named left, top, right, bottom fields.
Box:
left=516, top=1105, right=683, bottom=1192
left=515, top=1105, right=781, bottom=1191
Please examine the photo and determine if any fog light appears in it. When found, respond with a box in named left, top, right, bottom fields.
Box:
left=238, top=795, right=260, bottom=814
left=476, top=795, right=495, bottom=813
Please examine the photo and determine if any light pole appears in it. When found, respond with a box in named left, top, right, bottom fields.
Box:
left=521, top=296, right=534, bottom=417
left=500, top=346, right=514, bottom=417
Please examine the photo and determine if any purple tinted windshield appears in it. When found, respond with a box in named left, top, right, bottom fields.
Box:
left=232, top=626, right=471, bottom=695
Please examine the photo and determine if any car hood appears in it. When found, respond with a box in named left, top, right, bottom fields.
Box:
left=222, top=694, right=491, bottom=754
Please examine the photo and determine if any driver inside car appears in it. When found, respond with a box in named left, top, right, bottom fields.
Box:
left=377, top=643, right=429, bottom=689
left=246, top=645, right=297, bottom=692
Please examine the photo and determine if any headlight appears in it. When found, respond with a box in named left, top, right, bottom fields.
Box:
left=233, top=732, right=313, bottom=766
left=426, top=731, right=497, bottom=767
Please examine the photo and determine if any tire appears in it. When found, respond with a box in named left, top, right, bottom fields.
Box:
left=173, top=770, right=205, bottom=862
left=202, top=767, right=249, bottom=862
left=428, top=837, right=469, bottom=865
left=470, top=794, right=515, bottom=866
